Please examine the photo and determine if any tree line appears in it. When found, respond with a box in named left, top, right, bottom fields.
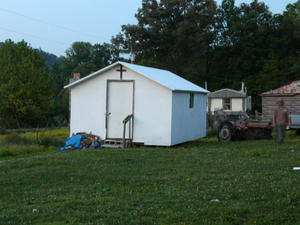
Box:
left=113, top=0, right=300, bottom=110
left=0, top=40, right=121, bottom=128
left=0, top=0, right=299, bottom=128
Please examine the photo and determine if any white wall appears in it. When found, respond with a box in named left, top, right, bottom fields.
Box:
left=171, top=92, right=207, bottom=145
left=209, top=98, right=244, bottom=112
left=70, top=72, right=108, bottom=139
left=231, top=98, right=243, bottom=111
left=127, top=69, right=172, bottom=146
left=210, top=98, right=223, bottom=112
left=70, top=65, right=173, bottom=146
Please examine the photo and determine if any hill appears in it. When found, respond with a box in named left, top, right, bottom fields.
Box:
left=38, top=49, right=60, bottom=67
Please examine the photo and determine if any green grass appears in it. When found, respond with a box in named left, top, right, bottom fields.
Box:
left=0, top=128, right=68, bottom=157
left=0, top=130, right=300, bottom=224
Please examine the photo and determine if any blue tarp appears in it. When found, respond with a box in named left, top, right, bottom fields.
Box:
left=58, top=134, right=85, bottom=151
left=58, top=134, right=101, bottom=151
left=92, top=141, right=100, bottom=149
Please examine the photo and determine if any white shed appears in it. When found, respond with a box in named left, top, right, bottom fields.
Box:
left=65, top=61, right=209, bottom=146
left=207, top=88, right=251, bottom=114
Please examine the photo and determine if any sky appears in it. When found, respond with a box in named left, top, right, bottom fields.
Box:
left=0, top=0, right=297, bottom=57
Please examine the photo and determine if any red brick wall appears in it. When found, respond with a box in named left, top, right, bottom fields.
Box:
left=262, top=95, right=300, bottom=121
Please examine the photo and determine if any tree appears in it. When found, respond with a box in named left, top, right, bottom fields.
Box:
left=208, top=0, right=275, bottom=110
left=0, top=40, right=53, bottom=128
left=61, top=41, right=121, bottom=78
left=247, top=1, right=300, bottom=110
left=261, top=1, right=300, bottom=83
left=112, top=0, right=219, bottom=83
left=47, top=41, right=121, bottom=126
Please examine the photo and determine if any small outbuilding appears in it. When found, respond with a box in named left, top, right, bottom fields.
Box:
left=65, top=61, right=209, bottom=146
left=261, top=80, right=300, bottom=121
left=207, top=87, right=251, bottom=114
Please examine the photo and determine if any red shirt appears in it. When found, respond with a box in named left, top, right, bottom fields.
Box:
left=273, top=106, right=289, bottom=126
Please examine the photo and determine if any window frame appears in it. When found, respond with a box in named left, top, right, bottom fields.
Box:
left=223, top=98, right=231, bottom=110
left=189, top=93, right=194, bottom=108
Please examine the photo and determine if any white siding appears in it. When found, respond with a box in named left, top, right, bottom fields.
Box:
left=130, top=70, right=172, bottom=146
left=70, top=65, right=172, bottom=146
left=211, top=98, right=223, bottom=112
left=70, top=72, right=109, bottom=139
left=231, top=98, right=243, bottom=111
left=171, top=92, right=207, bottom=145
left=209, top=98, right=244, bottom=112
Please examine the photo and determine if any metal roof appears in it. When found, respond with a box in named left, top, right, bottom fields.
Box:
left=64, top=61, right=209, bottom=93
left=208, top=88, right=246, bottom=98
left=261, top=80, right=300, bottom=96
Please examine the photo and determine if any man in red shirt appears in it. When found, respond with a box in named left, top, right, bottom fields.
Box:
left=273, top=99, right=289, bottom=143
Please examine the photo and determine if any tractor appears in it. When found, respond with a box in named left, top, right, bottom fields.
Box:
left=212, top=110, right=273, bottom=142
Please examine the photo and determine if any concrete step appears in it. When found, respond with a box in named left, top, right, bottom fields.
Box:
left=101, top=144, right=123, bottom=148
left=102, top=139, right=132, bottom=148
left=104, top=139, right=122, bottom=144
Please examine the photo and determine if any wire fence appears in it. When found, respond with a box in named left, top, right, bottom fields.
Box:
left=3, top=126, right=68, bottom=134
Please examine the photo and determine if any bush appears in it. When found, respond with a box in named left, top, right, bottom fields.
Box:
left=38, top=135, right=64, bottom=147
left=1, top=133, right=34, bottom=145
left=0, top=128, right=7, bottom=135
left=0, top=149, right=14, bottom=157
left=0, top=128, right=69, bottom=158
left=0, top=144, right=51, bottom=158
left=206, top=128, right=217, bottom=137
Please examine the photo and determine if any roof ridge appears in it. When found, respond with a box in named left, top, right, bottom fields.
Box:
left=65, top=61, right=209, bottom=94
left=208, top=88, right=246, bottom=98
left=261, top=80, right=300, bottom=95
left=119, top=61, right=170, bottom=73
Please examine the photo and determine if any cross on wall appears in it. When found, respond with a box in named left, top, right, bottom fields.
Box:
left=116, top=65, right=126, bottom=80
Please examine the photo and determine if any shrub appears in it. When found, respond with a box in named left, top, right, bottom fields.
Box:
left=0, top=144, right=51, bottom=158
left=38, top=135, right=64, bottom=147
left=1, top=133, right=33, bottom=145
left=0, top=149, right=14, bottom=157
left=206, top=128, right=217, bottom=137
left=0, top=128, right=7, bottom=135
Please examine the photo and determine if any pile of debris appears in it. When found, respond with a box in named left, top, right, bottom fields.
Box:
left=76, top=132, right=101, bottom=149
left=58, top=132, right=101, bottom=151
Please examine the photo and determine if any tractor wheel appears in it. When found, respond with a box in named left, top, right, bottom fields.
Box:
left=218, top=122, right=233, bottom=142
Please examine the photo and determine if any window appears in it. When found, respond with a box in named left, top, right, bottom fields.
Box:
left=189, top=93, right=194, bottom=108
left=223, top=98, right=231, bottom=110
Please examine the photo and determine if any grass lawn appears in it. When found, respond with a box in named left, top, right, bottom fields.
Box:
left=0, top=129, right=300, bottom=225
